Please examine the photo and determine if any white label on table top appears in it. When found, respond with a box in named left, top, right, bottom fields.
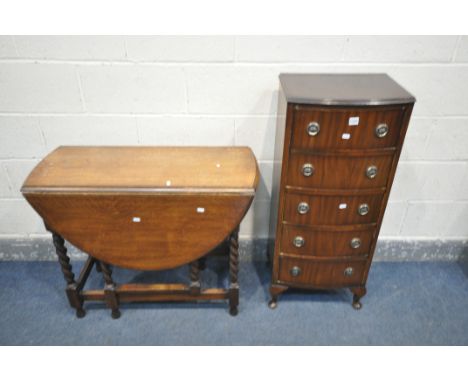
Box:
left=348, top=116, right=359, bottom=126
left=132, top=217, right=141, bottom=222
left=339, top=203, right=347, bottom=209
left=342, top=133, right=351, bottom=140
left=197, top=207, right=205, bottom=213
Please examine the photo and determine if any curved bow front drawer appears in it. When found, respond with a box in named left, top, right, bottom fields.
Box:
left=291, top=105, right=404, bottom=150
left=280, top=224, right=374, bottom=258
left=283, top=192, right=384, bottom=226
left=287, top=152, right=394, bottom=189
left=278, top=256, right=367, bottom=288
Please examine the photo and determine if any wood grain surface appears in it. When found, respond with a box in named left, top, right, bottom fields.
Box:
left=26, top=193, right=253, bottom=270
left=22, top=146, right=259, bottom=271
left=280, top=223, right=374, bottom=258
left=22, top=146, right=258, bottom=194
left=278, top=255, right=367, bottom=288
left=283, top=192, right=384, bottom=226
left=291, top=105, right=404, bottom=150
left=286, top=151, right=394, bottom=189
left=269, top=74, right=415, bottom=307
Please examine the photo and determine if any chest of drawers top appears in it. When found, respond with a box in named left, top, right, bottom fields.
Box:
left=280, top=73, right=415, bottom=106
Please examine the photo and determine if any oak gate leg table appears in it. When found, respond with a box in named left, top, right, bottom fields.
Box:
left=21, top=146, right=258, bottom=318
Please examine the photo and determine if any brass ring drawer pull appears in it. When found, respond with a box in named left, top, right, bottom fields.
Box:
left=350, top=237, right=361, bottom=249
left=297, top=202, right=310, bottom=214
left=307, top=122, right=320, bottom=136
left=358, top=203, right=369, bottom=216
left=290, top=266, right=301, bottom=277
left=344, top=267, right=354, bottom=277
left=366, top=165, right=378, bottom=179
left=375, top=123, right=389, bottom=138
left=302, top=163, right=314, bottom=177
left=293, top=236, right=305, bottom=248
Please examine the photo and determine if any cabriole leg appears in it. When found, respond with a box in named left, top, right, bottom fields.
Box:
left=50, top=230, right=85, bottom=318
left=268, top=284, right=288, bottom=309
left=350, top=286, right=367, bottom=310
left=228, top=226, right=240, bottom=316
left=100, top=262, right=121, bottom=319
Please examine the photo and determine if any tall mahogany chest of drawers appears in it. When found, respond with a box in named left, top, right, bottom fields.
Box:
left=268, top=74, right=415, bottom=309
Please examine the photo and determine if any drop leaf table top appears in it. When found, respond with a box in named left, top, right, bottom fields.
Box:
left=22, top=146, right=259, bottom=271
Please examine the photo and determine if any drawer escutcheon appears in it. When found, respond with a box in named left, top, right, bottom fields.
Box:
left=344, top=267, right=354, bottom=277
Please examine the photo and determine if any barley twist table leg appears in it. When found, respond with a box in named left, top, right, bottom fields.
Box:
left=228, top=226, right=240, bottom=316
left=100, top=262, right=121, bottom=319
left=189, top=260, right=201, bottom=295
left=50, top=231, right=85, bottom=318
left=198, top=256, right=207, bottom=271
left=95, top=261, right=102, bottom=273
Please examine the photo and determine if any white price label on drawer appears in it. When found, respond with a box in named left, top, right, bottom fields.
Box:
left=348, top=116, right=359, bottom=126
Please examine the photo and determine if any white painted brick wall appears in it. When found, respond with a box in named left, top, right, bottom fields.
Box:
left=77, top=66, right=187, bottom=113
left=0, top=117, right=46, bottom=158
left=341, top=36, right=458, bottom=62
left=0, top=36, right=16, bottom=58
left=125, top=36, right=234, bottom=62
left=235, top=36, right=345, bottom=62
left=0, top=36, right=467, bottom=240
left=14, top=36, right=127, bottom=61
left=40, top=116, right=139, bottom=148
left=454, top=36, right=468, bottom=62
left=137, top=116, right=235, bottom=146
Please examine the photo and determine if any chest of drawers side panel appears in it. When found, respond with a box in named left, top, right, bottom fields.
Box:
left=360, top=103, right=414, bottom=284
left=269, top=90, right=294, bottom=280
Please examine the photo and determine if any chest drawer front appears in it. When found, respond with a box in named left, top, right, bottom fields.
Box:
left=281, top=224, right=374, bottom=257
left=287, top=153, right=394, bottom=189
left=279, top=256, right=366, bottom=287
left=291, top=106, right=403, bottom=150
left=284, top=192, right=383, bottom=226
